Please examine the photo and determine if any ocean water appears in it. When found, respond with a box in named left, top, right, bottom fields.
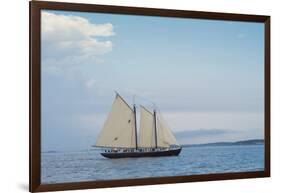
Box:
left=41, top=145, right=264, bottom=184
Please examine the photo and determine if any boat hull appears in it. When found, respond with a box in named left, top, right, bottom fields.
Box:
left=101, top=148, right=182, bottom=159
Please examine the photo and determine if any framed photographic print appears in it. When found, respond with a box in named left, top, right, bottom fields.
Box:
left=30, top=1, right=270, bottom=192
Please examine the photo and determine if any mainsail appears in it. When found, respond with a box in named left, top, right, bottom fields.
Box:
left=95, top=94, right=136, bottom=148
left=156, top=114, right=179, bottom=147
left=139, top=106, right=156, bottom=148
left=139, top=106, right=179, bottom=148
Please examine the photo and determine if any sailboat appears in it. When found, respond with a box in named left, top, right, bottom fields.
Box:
left=95, top=93, right=182, bottom=159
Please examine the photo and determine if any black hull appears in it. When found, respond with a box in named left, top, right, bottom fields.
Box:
left=101, top=148, right=182, bottom=159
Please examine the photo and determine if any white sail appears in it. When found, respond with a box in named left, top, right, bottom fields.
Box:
left=157, top=114, right=179, bottom=147
left=95, top=94, right=136, bottom=148
left=139, top=106, right=156, bottom=148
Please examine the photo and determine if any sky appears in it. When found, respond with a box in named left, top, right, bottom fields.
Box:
left=41, top=10, right=265, bottom=151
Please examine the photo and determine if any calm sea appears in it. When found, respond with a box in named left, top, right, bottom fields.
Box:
left=41, top=144, right=264, bottom=184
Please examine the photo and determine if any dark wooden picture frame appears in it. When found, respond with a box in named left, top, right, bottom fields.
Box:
left=30, top=1, right=270, bottom=192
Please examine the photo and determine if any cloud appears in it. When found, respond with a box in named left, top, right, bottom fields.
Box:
left=42, top=12, right=114, bottom=39
left=174, top=128, right=263, bottom=145
left=41, top=11, right=114, bottom=74
left=162, top=111, right=264, bottom=132
left=85, top=78, right=96, bottom=89
left=175, top=128, right=230, bottom=139
left=174, top=128, right=230, bottom=144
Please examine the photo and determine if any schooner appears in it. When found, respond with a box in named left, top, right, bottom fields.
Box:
left=95, top=93, right=182, bottom=158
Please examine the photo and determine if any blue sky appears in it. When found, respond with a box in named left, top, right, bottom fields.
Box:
left=41, top=10, right=264, bottom=151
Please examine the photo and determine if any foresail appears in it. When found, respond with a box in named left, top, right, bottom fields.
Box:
left=139, top=106, right=155, bottom=148
left=96, top=95, right=136, bottom=148
left=157, top=114, right=179, bottom=147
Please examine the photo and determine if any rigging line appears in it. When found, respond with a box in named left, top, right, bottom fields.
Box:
left=133, top=95, right=155, bottom=105
left=133, top=94, right=136, bottom=105
left=133, top=95, right=157, bottom=111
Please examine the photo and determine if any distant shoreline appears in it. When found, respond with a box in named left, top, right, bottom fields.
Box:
left=182, top=139, right=264, bottom=148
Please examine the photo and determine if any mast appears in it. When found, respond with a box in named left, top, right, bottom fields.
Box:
left=153, top=110, right=158, bottom=148
left=133, top=105, right=138, bottom=149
